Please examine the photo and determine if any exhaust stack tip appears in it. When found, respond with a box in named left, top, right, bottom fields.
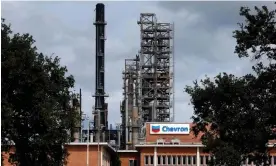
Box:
left=96, top=3, right=104, bottom=7
left=95, top=3, right=105, bottom=22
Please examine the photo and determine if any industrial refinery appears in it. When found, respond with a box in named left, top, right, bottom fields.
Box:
left=66, top=3, right=276, bottom=166
left=120, top=13, right=174, bottom=150
left=75, top=3, right=175, bottom=150
left=3, top=2, right=276, bottom=166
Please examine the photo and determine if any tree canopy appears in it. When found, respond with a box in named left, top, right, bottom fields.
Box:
left=185, top=4, right=276, bottom=166
left=1, top=18, right=79, bottom=165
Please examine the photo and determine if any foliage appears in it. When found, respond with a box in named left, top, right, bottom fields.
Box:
left=1, top=18, right=80, bottom=165
left=111, top=152, right=121, bottom=166
left=233, top=4, right=276, bottom=135
left=185, top=4, right=276, bottom=166
left=233, top=4, right=276, bottom=61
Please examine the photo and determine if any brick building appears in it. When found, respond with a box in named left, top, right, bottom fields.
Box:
left=2, top=142, right=116, bottom=166
left=118, top=122, right=276, bottom=166
left=2, top=122, right=276, bottom=166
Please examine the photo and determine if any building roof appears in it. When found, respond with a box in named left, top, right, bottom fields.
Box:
left=66, top=142, right=117, bottom=153
left=135, top=142, right=276, bottom=148
left=117, top=150, right=138, bottom=153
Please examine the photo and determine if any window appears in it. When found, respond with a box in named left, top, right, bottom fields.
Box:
left=177, top=156, right=181, bottom=165
left=145, top=156, right=149, bottom=165
left=193, top=156, right=196, bottom=164
left=158, top=156, right=161, bottom=165
left=127, top=159, right=137, bottom=166
left=200, top=156, right=204, bottom=165
left=187, top=156, right=191, bottom=165
left=183, top=156, right=186, bottom=165
left=162, top=156, right=166, bottom=165
left=172, top=156, right=176, bottom=165
left=167, top=156, right=171, bottom=164
left=150, top=156, right=153, bottom=165
left=129, top=160, right=133, bottom=166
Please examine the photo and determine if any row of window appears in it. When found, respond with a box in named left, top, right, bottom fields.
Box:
left=144, top=155, right=207, bottom=165
left=144, top=155, right=276, bottom=165
left=242, top=156, right=276, bottom=165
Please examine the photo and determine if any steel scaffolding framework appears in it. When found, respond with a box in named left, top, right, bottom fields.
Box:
left=137, top=13, right=173, bottom=124
left=120, top=13, right=174, bottom=148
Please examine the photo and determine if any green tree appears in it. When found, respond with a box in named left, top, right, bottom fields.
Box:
left=1, top=18, right=79, bottom=165
left=185, top=4, right=275, bottom=166
left=111, top=152, right=121, bottom=166
left=233, top=4, right=276, bottom=136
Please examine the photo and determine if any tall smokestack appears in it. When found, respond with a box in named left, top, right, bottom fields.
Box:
left=93, top=3, right=108, bottom=142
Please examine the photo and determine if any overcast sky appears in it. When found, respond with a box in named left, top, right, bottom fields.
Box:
left=2, top=1, right=273, bottom=127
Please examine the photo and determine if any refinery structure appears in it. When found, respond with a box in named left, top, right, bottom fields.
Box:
left=120, top=13, right=174, bottom=149
left=92, top=2, right=109, bottom=143
left=75, top=3, right=175, bottom=150
left=3, top=3, right=276, bottom=166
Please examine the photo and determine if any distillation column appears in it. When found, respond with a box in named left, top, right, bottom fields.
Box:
left=121, top=57, right=140, bottom=149
left=72, top=92, right=81, bottom=142
left=132, top=55, right=140, bottom=148
left=93, top=3, right=108, bottom=142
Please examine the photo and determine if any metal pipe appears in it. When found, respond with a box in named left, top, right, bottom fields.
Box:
left=80, top=88, right=82, bottom=141
left=87, top=119, right=90, bottom=166
left=125, top=79, right=129, bottom=149
left=97, top=112, right=101, bottom=166
left=172, top=22, right=175, bottom=122
left=117, top=124, right=121, bottom=149
left=132, top=106, right=138, bottom=147
left=98, top=141, right=100, bottom=166
left=80, top=126, right=83, bottom=142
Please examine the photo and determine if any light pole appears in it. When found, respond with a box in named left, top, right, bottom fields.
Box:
left=81, top=114, right=90, bottom=166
